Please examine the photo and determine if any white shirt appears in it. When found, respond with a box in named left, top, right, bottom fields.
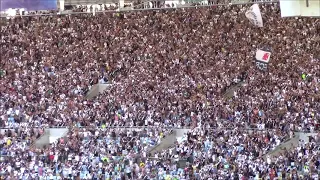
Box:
left=7, top=165, right=12, bottom=172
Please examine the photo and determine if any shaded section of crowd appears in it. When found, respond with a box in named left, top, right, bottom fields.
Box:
left=1, top=4, right=319, bottom=131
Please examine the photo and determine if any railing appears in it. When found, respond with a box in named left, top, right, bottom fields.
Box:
left=0, top=0, right=279, bottom=17
left=2, top=126, right=318, bottom=133
left=64, top=0, right=120, bottom=6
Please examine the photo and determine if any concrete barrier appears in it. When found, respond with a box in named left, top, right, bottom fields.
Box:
left=86, top=83, right=112, bottom=99
left=148, top=128, right=192, bottom=155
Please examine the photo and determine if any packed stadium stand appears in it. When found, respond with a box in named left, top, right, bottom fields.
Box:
left=0, top=0, right=319, bottom=179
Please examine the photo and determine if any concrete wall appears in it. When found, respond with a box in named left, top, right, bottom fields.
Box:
left=33, top=128, right=69, bottom=148
left=149, top=130, right=177, bottom=155
left=86, top=83, right=112, bottom=99
left=49, top=128, right=69, bottom=143
left=34, top=129, right=50, bottom=148
left=148, top=128, right=192, bottom=155
left=175, top=128, right=190, bottom=137
left=297, top=132, right=318, bottom=143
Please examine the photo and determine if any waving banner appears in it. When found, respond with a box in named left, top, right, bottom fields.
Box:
left=245, top=4, right=264, bottom=27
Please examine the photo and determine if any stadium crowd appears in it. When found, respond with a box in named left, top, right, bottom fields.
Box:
left=153, top=128, right=319, bottom=179
left=1, top=127, right=172, bottom=179
left=0, top=2, right=319, bottom=179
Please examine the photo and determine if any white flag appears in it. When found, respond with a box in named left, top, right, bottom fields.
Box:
left=255, top=49, right=271, bottom=63
left=245, top=4, right=264, bottom=27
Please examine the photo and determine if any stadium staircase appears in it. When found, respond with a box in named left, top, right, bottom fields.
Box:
left=32, top=128, right=69, bottom=148
left=33, top=83, right=318, bottom=166
left=264, top=132, right=318, bottom=158
left=32, top=126, right=318, bottom=171
left=147, top=130, right=318, bottom=168
left=32, top=127, right=191, bottom=151
left=223, top=81, right=247, bottom=98
left=32, top=82, right=112, bottom=148
left=148, top=128, right=191, bottom=155
left=86, top=83, right=113, bottom=99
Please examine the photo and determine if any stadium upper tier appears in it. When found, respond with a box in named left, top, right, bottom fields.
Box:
left=0, top=2, right=319, bottom=179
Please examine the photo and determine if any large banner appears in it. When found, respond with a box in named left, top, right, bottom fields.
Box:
left=0, top=0, right=57, bottom=12
left=280, top=0, right=320, bottom=17
left=245, top=4, right=264, bottom=27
